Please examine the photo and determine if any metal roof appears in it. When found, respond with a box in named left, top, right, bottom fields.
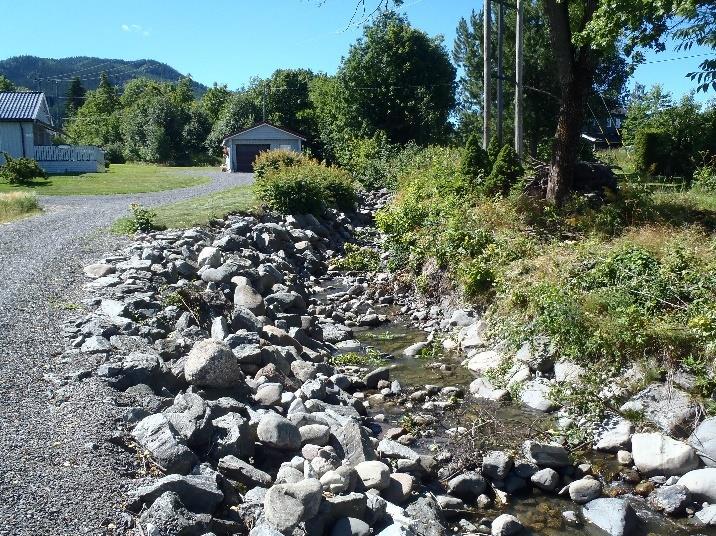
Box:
left=0, top=91, right=46, bottom=121
left=222, top=122, right=307, bottom=143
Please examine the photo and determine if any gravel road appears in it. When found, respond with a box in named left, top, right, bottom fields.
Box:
left=0, top=171, right=253, bottom=535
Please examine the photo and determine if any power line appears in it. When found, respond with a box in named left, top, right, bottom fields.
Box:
left=640, top=52, right=715, bottom=65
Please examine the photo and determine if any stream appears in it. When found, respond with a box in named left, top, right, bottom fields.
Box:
left=314, top=275, right=716, bottom=536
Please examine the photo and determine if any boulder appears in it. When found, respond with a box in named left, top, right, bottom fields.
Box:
left=530, top=468, right=559, bottom=492
left=257, top=412, right=301, bottom=450
left=334, top=420, right=376, bottom=465
left=212, top=412, right=255, bottom=459
left=631, top=432, right=699, bottom=476
left=381, top=473, right=415, bottom=504
left=197, top=246, right=221, bottom=268
left=582, top=498, right=640, bottom=536
left=364, top=367, right=390, bottom=389
left=139, top=491, right=211, bottom=536
left=131, top=469, right=224, bottom=514
left=131, top=414, right=197, bottom=475
left=677, top=468, right=716, bottom=502
left=232, top=306, right=263, bottom=332
left=568, top=478, right=601, bottom=504
left=404, top=495, right=447, bottom=536
left=695, top=504, right=716, bottom=526
left=331, top=517, right=370, bottom=536
left=522, top=441, right=570, bottom=468
left=619, top=383, right=700, bottom=437
left=491, top=514, right=522, bottom=536
left=446, top=471, right=487, bottom=500
left=184, top=339, right=243, bottom=388
left=553, top=360, right=585, bottom=383
left=469, top=377, right=510, bottom=402
left=84, top=263, right=115, bottom=279
left=459, top=321, right=487, bottom=350
left=218, top=455, right=272, bottom=487
left=688, top=416, right=716, bottom=467
left=403, top=342, right=428, bottom=357
left=648, top=484, right=690, bottom=516
left=377, top=438, right=420, bottom=462
left=300, top=424, right=331, bottom=446
left=594, top=419, right=634, bottom=452
left=515, top=337, right=555, bottom=372
left=519, top=379, right=559, bottom=412
left=467, top=350, right=501, bottom=375
left=264, top=479, right=323, bottom=532
left=234, top=283, right=265, bottom=316
left=482, top=451, right=513, bottom=481
left=355, top=461, right=390, bottom=490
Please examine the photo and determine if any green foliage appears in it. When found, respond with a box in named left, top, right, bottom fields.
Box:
left=330, top=349, right=385, bottom=368
left=691, top=162, right=716, bottom=192
left=483, top=145, right=524, bottom=197
left=0, top=192, right=40, bottom=223
left=0, top=75, right=16, bottom=92
left=487, top=136, right=502, bottom=169
left=633, top=129, right=673, bottom=176
left=333, top=243, right=381, bottom=272
left=64, top=77, right=86, bottom=117
left=0, top=154, right=47, bottom=184
left=255, top=160, right=357, bottom=215
left=253, top=149, right=312, bottom=179
left=118, top=203, right=158, bottom=234
left=461, top=133, right=489, bottom=186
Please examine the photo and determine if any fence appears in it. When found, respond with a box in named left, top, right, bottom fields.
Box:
left=34, top=145, right=105, bottom=173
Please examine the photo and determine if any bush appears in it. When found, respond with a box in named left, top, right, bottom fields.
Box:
left=255, top=161, right=357, bottom=215
left=691, top=163, right=716, bottom=192
left=633, top=129, right=672, bottom=176
left=461, top=133, right=489, bottom=186
left=487, top=136, right=502, bottom=170
left=332, top=243, right=380, bottom=271
left=117, top=203, right=158, bottom=233
left=253, top=149, right=312, bottom=180
left=103, top=142, right=126, bottom=164
left=483, top=145, right=524, bottom=197
left=0, top=154, right=47, bottom=184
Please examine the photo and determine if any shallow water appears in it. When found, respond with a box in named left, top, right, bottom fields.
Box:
left=318, top=277, right=716, bottom=535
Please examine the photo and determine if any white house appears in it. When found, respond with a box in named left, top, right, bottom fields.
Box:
left=221, top=122, right=306, bottom=172
left=0, top=91, right=104, bottom=173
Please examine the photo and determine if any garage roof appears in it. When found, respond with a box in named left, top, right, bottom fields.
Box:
left=222, top=121, right=306, bottom=143
left=0, top=91, right=52, bottom=123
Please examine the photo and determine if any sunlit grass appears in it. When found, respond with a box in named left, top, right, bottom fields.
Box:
left=0, top=192, right=41, bottom=223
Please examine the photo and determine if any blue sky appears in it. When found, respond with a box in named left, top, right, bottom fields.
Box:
left=0, top=0, right=712, bottom=100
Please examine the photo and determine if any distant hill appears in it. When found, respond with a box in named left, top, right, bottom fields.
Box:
left=0, top=55, right=208, bottom=124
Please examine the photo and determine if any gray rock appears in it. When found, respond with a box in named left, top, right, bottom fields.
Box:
left=594, top=419, right=634, bottom=452
left=677, top=468, right=716, bottom=502
left=530, top=468, right=559, bottom=492
left=515, top=336, right=555, bottom=372
left=165, top=392, right=213, bottom=449
left=482, top=451, right=513, bottom=481
left=300, top=424, right=330, bottom=446
left=364, top=367, right=390, bottom=389
left=100, top=298, right=127, bottom=317
left=553, top=360, right=585, bottom=382
left=264, top=478, right=323, bottom=532
left=568, top=478, right=601, bottom=504
left=210, top=316, right=229, bottom=341
left=355, top=461, right=390, bottom=490
left=631, top=432, right=699, bottom=476
left=519, top=379, right=559, bottom=412
left=201, top=262, right=239, bottom=283
left=132, top=414, right=197, bottom=475
left=139, top=491, right=211, bottom=536
left=321, top=323, right=353, bottom=344
left=619, top=383, right=700, bottom=437
left=469, top=377, right=510, bottom=402
left=648, top=484, right=690, bottom=516
left=211, top=412, right=254, bottom=459
left=404, top=495, right=447, bottom=536
left=582, top=498, right=640, bottom=536
left=257, top=412, right=301, bottom=450
left=84, top=263, right=115, bottom=279
left=331, top=517, right=370, bottom=536
left=265, top=292, right=307, bottom=314
left=403, top=342, right=428, bottom=357
left=234, top=283, right=266, bottom=316
left=334, top=420, right=375, bottom=465
left=446, top=471, right=487, bottom=500
left=218, top=455, right=272, bottom=487
left=375, top=525, right=414, bottom=536
left=81, top=335, right=111, bottom=353
left=377, top=438, right=420, bottom=462
left=232, top=305, right=263, bottom=332
left=491, top=514, right=522, bottom=536
left=184, top=339, right=243, bottom=388
left=381, top=473, right=414, bottom=505
left=522, top=441, right=570, bottom=468
left=688, top=416, right=716, bottom=467
left=695, top=504, right=716, bottom=526
left=254, top=383, right=283, bottom=406
left=131, top=469, right=224, bottom=514
left=197, top=246, right=221, bottom=268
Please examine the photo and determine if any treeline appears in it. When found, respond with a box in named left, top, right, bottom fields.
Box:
left=62, top=12, right=457, bottom=167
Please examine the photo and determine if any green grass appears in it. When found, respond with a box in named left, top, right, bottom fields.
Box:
left=0, top=163, right=212, bottom=196
left=111, top=184, right=257, bottom=232
left=0, top=192, right=41, bottom=223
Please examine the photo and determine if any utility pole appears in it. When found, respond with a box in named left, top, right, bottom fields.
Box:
left=496, top=0, right=505, bottom=147
left=262, top=83, right=267, bottom=122
left=483, top=0, right=491, bottom=149
left=514, top=0, right=524, bottom=157
left=54, top=80, right=60, bottom=128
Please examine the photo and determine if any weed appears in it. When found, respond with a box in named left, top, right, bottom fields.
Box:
left=332, top=243, right=380, bottom=272
left=330, top=349, right=386, bottom=368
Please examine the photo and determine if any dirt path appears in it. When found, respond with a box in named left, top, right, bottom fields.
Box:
left=0, top=172, right=253, bottom=535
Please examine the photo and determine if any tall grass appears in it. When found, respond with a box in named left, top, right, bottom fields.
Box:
left=0, top=192, right=41, bottom=223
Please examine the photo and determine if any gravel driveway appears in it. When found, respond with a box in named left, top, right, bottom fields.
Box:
left=0, top=171, right=253, bottom=535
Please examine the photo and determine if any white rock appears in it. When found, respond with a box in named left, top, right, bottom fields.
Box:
left=631, top=432, right=699, bottom=476
left=677, top=468, right=716, bottom=502
left=467, top=350, right=501, bottom=375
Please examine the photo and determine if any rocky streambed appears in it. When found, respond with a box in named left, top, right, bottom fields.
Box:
left=62, top=191, right=716, bottom=536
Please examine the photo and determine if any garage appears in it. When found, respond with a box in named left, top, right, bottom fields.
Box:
left=221, top=122, right=306, bottom=173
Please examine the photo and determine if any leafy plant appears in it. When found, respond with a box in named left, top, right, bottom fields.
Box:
left=483, top=145, right=524, bottom=197
left=116, top=203, right=158, bottom=234
left=330, top=349, right=386, bottom=368
left=253, top=149, right=312, bottom=179
left=333, top=243, right=380, bottom=272
left=0, top=154, right=48, bottom=184
left=460, top=133, right=489, bottom=187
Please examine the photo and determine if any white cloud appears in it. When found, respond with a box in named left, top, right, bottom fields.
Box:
left=121, top=24, right=150, bottom=36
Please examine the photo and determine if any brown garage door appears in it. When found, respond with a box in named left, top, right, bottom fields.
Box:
left=235, top=144, right=270, bottom=172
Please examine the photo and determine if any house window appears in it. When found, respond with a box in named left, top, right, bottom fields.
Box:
left=279, top=144, right=292, bottom=151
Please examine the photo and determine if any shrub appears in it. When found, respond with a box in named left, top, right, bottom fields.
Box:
left=487, top=136, right=502, bottom=170
left=253, top=149, right=312, bottom=179
left=255, top=161, right=357, bottom=215
left=118, top=203, right=158, bottom=233
left=483, top=145, right=524, bottom=197
left=332, top=243, right=380, bottom=271
left=0, top=154, right=47, bottom=184
left=633, top=129, right=672, bottom=176
left=460, top=133, right=489, bottom=186
left=691, top=163, right=716, bottom=192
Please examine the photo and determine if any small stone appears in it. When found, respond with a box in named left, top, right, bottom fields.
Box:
left=530, top=468, right=559, bottom=492
left=616, top=450, right=632, bottom=465
left=264, top=479, right=323, bottom=532
left=491, top=514, right=522, bottom=536
left=355, top=461, right=390, bottom=490
left=257, top=413, right=301, bottom=451
left=184, top=338, right=243, bottom=388
left=568, top=478, right=601, bottom=504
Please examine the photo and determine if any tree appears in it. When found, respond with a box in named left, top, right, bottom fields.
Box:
left=205, top=91, right=261, bottom=154
left=64, top=77, right=86, bottom=117
left=338, top=12, right=456, bottom=145
left=0, top=75, right=17, bottom=92
left=674, top=4, right=716, bottom=93
left=201, top=83, right=232, bottom=123
left=65, top=72, right=121, bottom=150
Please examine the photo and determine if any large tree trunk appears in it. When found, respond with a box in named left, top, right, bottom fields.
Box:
left=543, top=0, right=598, bottom=205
